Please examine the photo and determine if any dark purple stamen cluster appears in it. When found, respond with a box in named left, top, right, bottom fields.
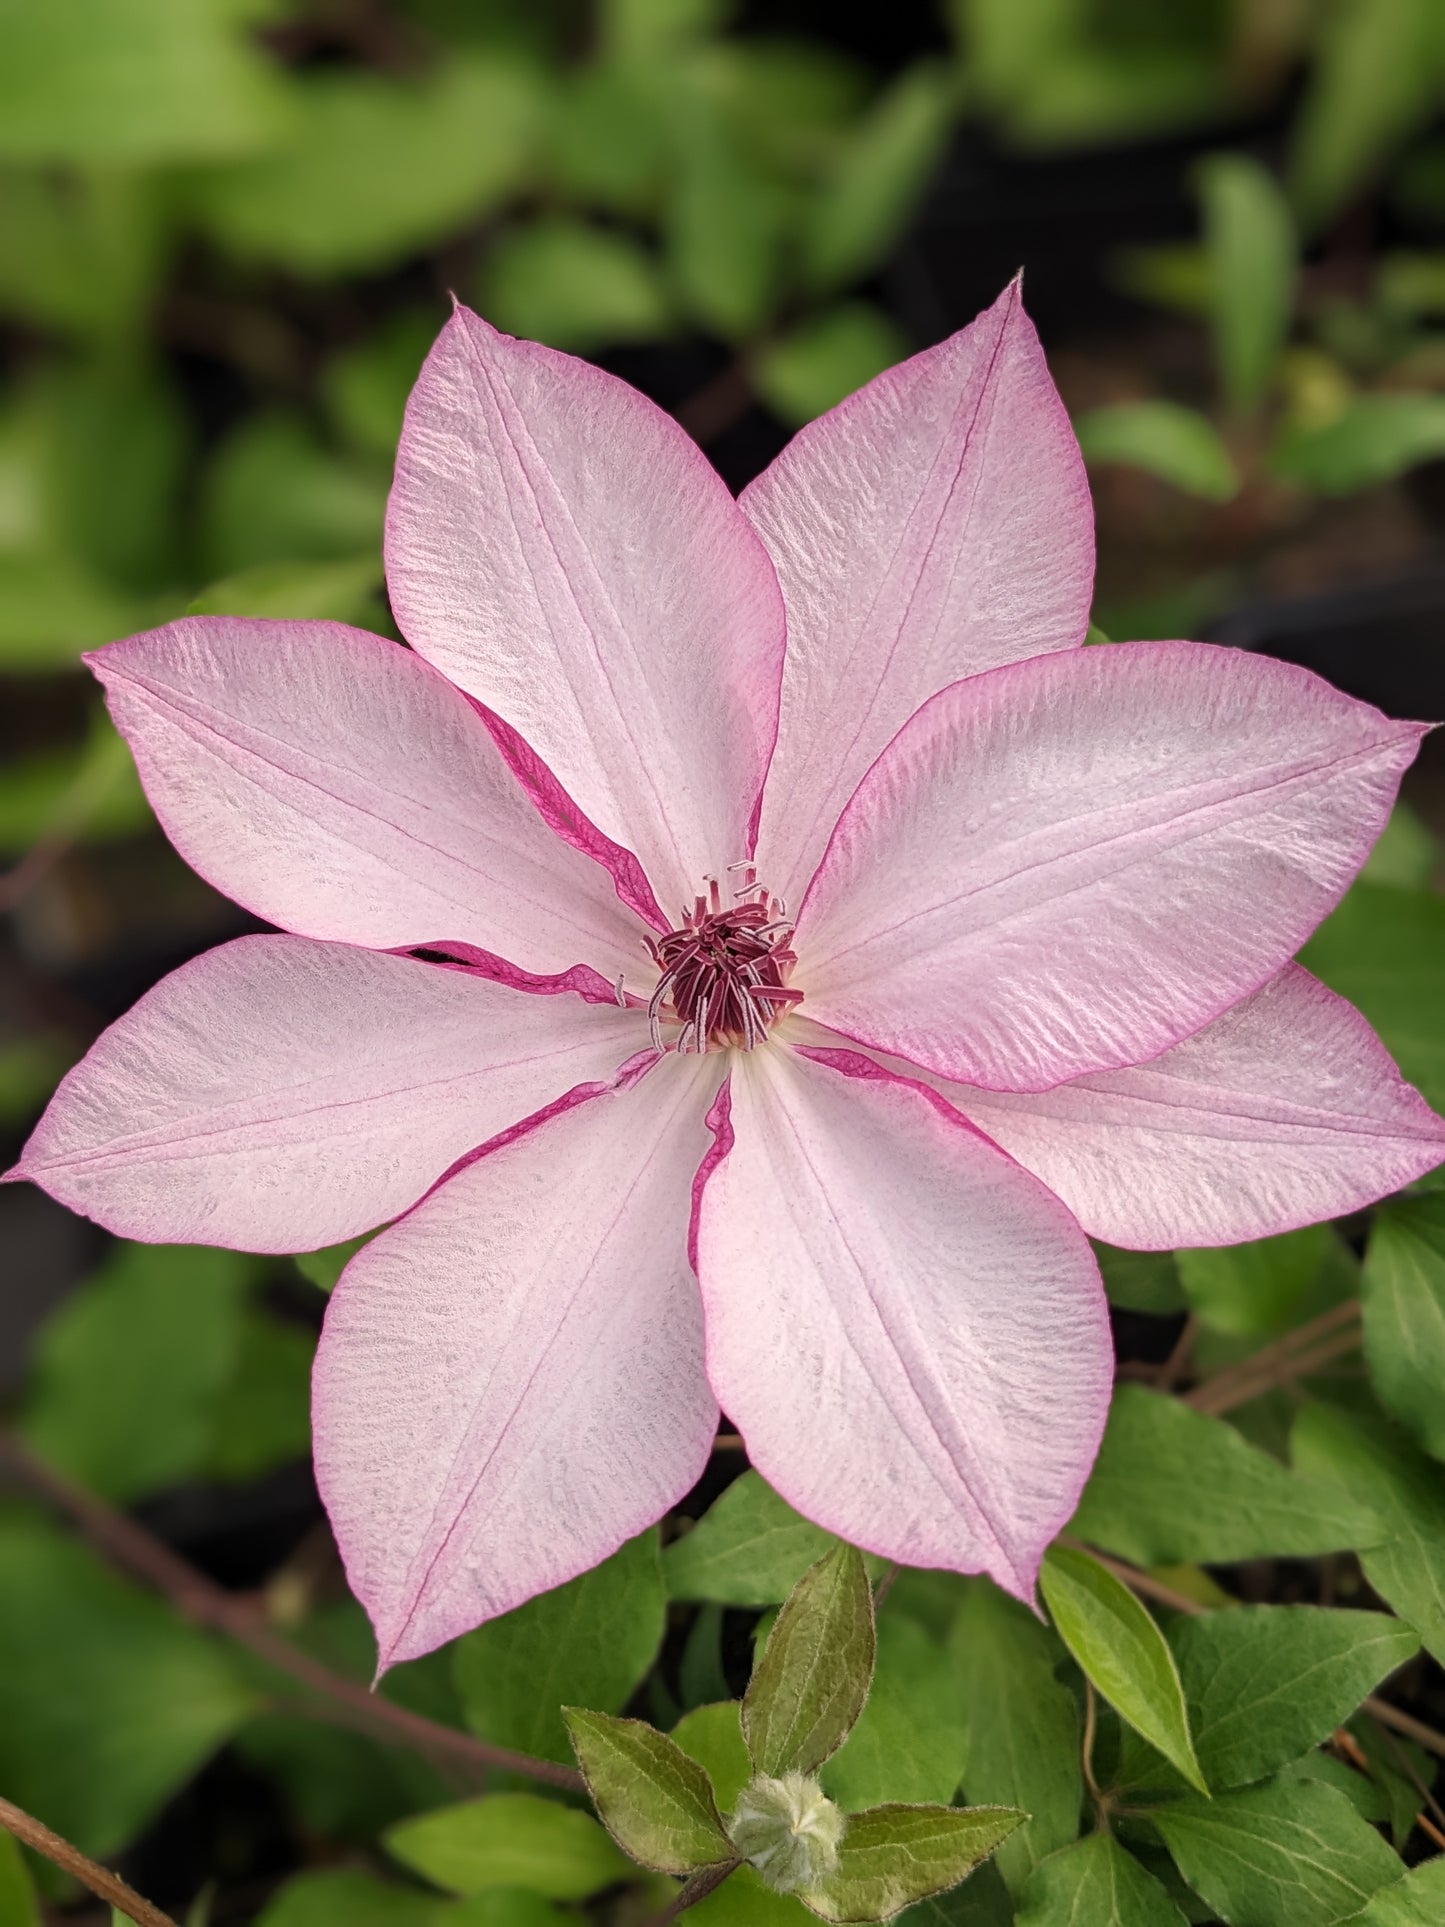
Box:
left=645, top=866, right=802, bottom=1052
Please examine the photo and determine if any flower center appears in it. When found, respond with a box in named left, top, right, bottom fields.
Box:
left=646, top=864, right=802, bottom=1053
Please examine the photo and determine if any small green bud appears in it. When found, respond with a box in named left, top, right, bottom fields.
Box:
left=727, top=1770, right=847, bottom=1894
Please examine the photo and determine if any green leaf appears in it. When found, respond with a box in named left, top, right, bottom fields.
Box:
left=385, top=1792, right=632, bottom=1900
left=753, top=304, right=911, bottom=427
left=1176, top=1225, right=1329, bottom=1337
left=1069, top=1386, right=1379, bottom=1567
left=548, top=63, right=669, bottom=216
left=1300, top=884, right=1445, bottom=1110
left=1151, top=1778, right=1404, bottom=1926
left=743, top=1544, right=876, bottom=1778
left=254, top=1869, right=449, bottom=1926
left=1074, top=402, right=1239, bottom=503
left=1169, top=1606, right=1417, bottom=1788
left=0, top=1833, right=39, bottom=1927
left=188, top=556, right=384, bottom=625
left=0, top=1507, right=256, bottom=1857
left=0, top=0, right=292, bottom=165
left=948, top=1578, right=1081, bottom=1895
left=1197, top=155, right=1296, bottom=412
left=1361, top=803, right=1438, bottom=889
left=204, top=1312, right=314, bottom=1483
left=22, top=1242, right=254, bottom=1502
left=1345, top=1712, right=1432, bottom=1848
left=803, top=1805, right=1025, bottom=1924
left=482, top=218, right=672, bottom=355
left=0, top=713, right=149, bottom=860
left=188, top=56, right=545, bottom=276
left=1015, top=1832, right=1187, bottom=1925
left=803, top=63, right=954, bottom=294
left=822, top=1614, right=968, bottom=1809
left=665, top=120, right=791, bottom=341
left=688, top=1865, right=811, bottom=1926
left=294, top=1233, right=375, bottom=1294
left=1349, top=1856, right=1445, bottom=1923
left=454, top=1530, right=665, bottom=1765
left=324, top=311, right=439, bottom=460
left=1288, top=0, right=1437, bottom=232
left=200, top=413, right=386, bottom=577
left=672, top=1702, right=753, bottom=1811
left=1363, top=1195, right=1445, bottom=1458
left=0, top=170, right=166, bottom=344
left=1093, top=1247, right=1185, bottom=1317
left=565, top=1709, right=733, bottom=1874
left=665, top=1472, right=883, bottom=1606
left=1272, top=395, right=1445, bottom=496
left=1039, top=1546, right=1206, bottom=1795
left=1291, top=1405, right=1445, bottom=1666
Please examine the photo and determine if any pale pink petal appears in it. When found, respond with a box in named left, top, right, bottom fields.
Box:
left=314, top=1055, right=722, bottom=1665
left=745, top=280, right=1093, bottom=905
left=935, top=966, right=1445, bottom=1248
left=796, top=642, right=1425, bottom=1092
left=10, top=935, right=651, bottom=1252
left=692, top=1045, right=1111, bottom=1601
left=383, top=308, right=786, bottom=908
left=91, top=617, right=650, bottom=982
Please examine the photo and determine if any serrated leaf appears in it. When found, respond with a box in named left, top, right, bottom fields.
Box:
left=803, top=1805, right=1025, bottom=1924
left=1039, top=1547, right=1206, bottom=1795
left=1169, top=1607, right=1417, bottom=1788
left=1363, top=1195, right=1445, bottom=1459
left=948, top=1579, right=1081, bottom=1894
left=384, top=1793, right=631, bottom=1900
left=823, top=1614, right=968, bottom=1809
left=1349, top=1855, right=1445, bottom=1922
left=564, top=1709, right=732, bottom=1875
left=1074, top=402, right=1239, bottom=503
left=1015, top=1831, right=1187, bottom=1925
left=743, top=1544, right=875, bottom=1778
left=1197, top=154, right=1297, bottom=411
left=1291, top=1405, right=1445, bottom=1666
left=455, top=1530, right=665, bottom=1765
left=1300, top=883, right=1445, bottom=1111
left=1151, top=1778, right=1403, bottom=1926
left=1069, top=1386, right=1381, bottom=1566
left=665, top=1473, right=883, bottom=1606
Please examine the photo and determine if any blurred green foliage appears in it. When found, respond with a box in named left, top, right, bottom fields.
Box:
left=3, top=1, right=1445, bottom=1919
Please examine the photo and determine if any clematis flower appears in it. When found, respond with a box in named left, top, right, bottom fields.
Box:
left=12, top=285, right=1444, bottom=1668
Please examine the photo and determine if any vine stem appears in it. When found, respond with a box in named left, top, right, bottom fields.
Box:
left=1074, top=1542, right=1445, bottom=1760
left=652, top=1860, right=743, bottom=1922
left=1184, top=1300, right=1362, bottom=1416
left=0, top=1430, right=583, bottom=1792
left=0, top=1793, right=177, bottom=1927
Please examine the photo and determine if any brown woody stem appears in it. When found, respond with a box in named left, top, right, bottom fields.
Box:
left=0, top=1794, right=176, bottom=1927
left=0, top=1431, right=583, bottom=1792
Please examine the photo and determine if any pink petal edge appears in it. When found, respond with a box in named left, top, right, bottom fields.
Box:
left=9, top=935, right=652, bottom=1253
left=88, top=617, right=648, bottom=981
left=795, top=640, right=1426, bottom=1092
left=384, top=306, right=786, bottom=910
left=314, top=1053, right=723, bottom=1666
left=746, top=278, right=1094, bottom=906
left=692, top=1042, right=1112, bottom=1602
left=935, top=964, right=1445, bottom=1249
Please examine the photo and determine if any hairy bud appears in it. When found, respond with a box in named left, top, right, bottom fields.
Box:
left=727, top=1770, right=847, bottom=1894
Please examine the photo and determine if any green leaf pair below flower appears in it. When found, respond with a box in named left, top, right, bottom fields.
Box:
left=565, top=1541, right=1024, bottom=1921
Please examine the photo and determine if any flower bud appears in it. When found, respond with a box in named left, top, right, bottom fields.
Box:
left=727, top=1770, right=847, bottom=1894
